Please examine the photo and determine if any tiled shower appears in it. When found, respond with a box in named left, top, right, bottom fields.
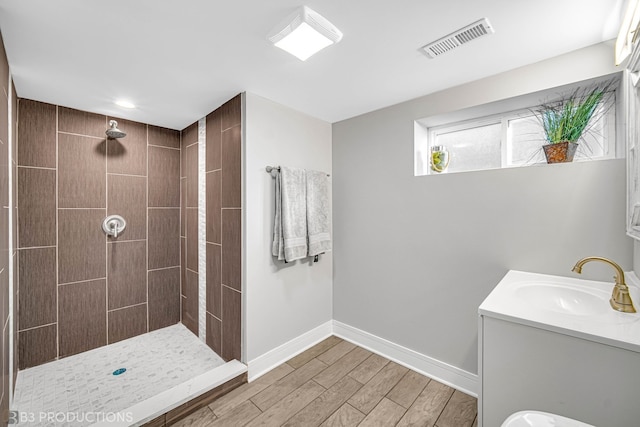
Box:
left=16, top=93, right=243, bottom=370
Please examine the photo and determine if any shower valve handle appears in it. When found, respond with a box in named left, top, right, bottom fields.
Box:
left=102, top=215, right=126, bottom=239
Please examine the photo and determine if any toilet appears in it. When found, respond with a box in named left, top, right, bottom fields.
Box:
left=501, top=411, right=595, bottom=427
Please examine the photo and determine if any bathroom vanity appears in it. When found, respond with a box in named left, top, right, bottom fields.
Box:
left=478, top=270, right=640, bottom=427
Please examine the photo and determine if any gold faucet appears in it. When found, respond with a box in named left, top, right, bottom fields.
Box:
left=571, top=256, right=636, bottom=313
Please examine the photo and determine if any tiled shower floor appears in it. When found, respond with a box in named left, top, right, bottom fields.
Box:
left=13, top=324, right=226, bottom=426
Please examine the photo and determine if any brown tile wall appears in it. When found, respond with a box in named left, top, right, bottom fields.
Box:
left=16, top=99, right=181, bottom=368
left=0, top=30, right=12, bottom=422
left=180, top=94, right=241, bottom=361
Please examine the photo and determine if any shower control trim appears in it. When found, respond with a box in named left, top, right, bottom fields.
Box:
left=102, top=215, right=126, bottom=239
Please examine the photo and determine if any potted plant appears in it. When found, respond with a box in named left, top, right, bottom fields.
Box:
left=536, top=84, right=609, bottom=163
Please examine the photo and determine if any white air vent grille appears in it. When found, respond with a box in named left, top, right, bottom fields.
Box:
left=420, top=18, right=494, bottom=59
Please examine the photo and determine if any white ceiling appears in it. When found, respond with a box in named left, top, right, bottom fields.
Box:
left=0, top=0, right=624, bottom=130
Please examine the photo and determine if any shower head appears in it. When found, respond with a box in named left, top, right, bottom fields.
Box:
left=106, top=120, right=126, bottom=139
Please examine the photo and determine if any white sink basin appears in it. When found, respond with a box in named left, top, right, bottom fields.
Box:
left=479, top=270, right=640, bottom=353
left=514, top=282, right=610, bottom=316
left=502, top=410, right=594, bottom=427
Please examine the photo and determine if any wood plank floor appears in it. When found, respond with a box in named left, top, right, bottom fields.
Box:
left=174, top=336, right=477, bottom=427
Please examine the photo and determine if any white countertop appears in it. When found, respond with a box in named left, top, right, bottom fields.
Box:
left=479, top=270, right=640, bottom=353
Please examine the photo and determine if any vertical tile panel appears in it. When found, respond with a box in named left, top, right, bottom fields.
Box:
left=221, top=125, right=241, bottom=208
left=206, top=243, right=221, bottom=319
left=18, top=324, right=57, bottom=369
left=58, top=279, right=107, bottom=357
left=221, top=286, right=241, bottom=361
left=58, top=209, right=106, bottom=284
left=220, top=95, right=242, bottom=131
left=180, top=237, right=186, bottom=295
left=148, top=146, right=180, bottom=207
left=107, top=241, right=147, bottom=310
left=148, top=125, right=180, bottom=149
left=206, top=110, right=221, bottom=172
left=17, top=100, right=56, bottom=168
left=58, top=107, right=106, bottom=138
left=180, top=179, right=186, bottom=237
left=182, top=122, right=198, bottom=147
left=18, top=168, right=56, bottom=248
left=206, top=312, right=222, bottom=355
left=182, top=270, right=198, bottom=336
left=18, top=247, right=57, bottom=329
left=148, top=208, right=180, bottom=269
left=106, top=118, right=147, bottom=176
left=108, top=304, right=147, bottom=344
left=186, top=144, right=198, bottom=207
left=221, top=209, right=241, bottom=291
left=186, top=208, right=198, bottom=272
left=107, top=174, right=147, bottom=241
left=148, top=267, right=180, bottom=331
left=206, top=170, right=221, bottom=244
left=58, top=133, right=106, bottom=208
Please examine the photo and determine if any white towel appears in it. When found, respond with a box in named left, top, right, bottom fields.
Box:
left=272, top=167, right=308, bottom=261
left=306, top=170, right=331, bottom=256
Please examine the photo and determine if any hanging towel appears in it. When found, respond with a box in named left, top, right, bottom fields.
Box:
left=306, top=170, right=331, bottom=256
left=272, top=166, right=308, bottom=261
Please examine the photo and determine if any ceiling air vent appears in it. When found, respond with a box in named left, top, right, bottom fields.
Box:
left=420, top=18, right=495, bottom=59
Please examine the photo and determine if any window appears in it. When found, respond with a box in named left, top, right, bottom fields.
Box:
left=414, top=86, right=618, bottom=176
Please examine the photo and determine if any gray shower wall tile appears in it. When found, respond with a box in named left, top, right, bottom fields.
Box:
left=221, top=286, right=241, bottom=362
left=186, top=143, right=198, bottom=208
left=148, top=208, right=180, bottom=269
left=18, top=324, right=57, bottom=369
left=206, top=170, right=221, bottom=244
left=108, top=304, right=147, bottom=344
left=17, top=99, right=56, bottom=168
left=186, top=208, right=198, bottom=272
left=206, top=110, right=221, bottom=172
left=149, top=146, right=180, bottom=207
left=58, top=279, right=107, bottom=358
left=221, top=208, right=241, bottom=291
left=206, top=243, right=221, bottom=319
left=18, top=247, right=57, bottom=330
left=181, top=178, right=186, bottom=237
left=59, top=106, right=106, bottom=138
left=107, top=174, right=147, bottom=241
left=182, top=121, right=198, bottom=147
left=107, top=240, right=147, bottom=310
left=107, top=118, right=147, bottom=176
left=148, top=267, right=180, bottom=331
left=182, top=271, right=198, bottom=336
left=58, top=133, right=106, bottom=208
left=221, top=125, right=241, bottom=208
left=220, top=95, right=241, bottom=131
left=206, top=313, right=221, bottom=356
left=58, top=209, right=106, bottom=284
left=148, top=125, right=180, bottom=149
left=18, top=167, right=56, bottom=248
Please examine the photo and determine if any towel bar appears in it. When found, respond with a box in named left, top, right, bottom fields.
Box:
left=265, top=165, right=329, bottom=177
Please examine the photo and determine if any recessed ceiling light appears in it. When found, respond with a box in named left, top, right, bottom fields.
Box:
left=268, top=6, right=343, bottom=61
left=115, top=99, right=136, bottom=109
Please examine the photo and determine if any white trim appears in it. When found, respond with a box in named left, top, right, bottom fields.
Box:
left=247, top=321, right=332, bottom=381
left=332, top=320, right=478, bottom=397
left=95, top=360, right=247, bottom=427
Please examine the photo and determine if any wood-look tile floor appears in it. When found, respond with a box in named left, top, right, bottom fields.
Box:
left=175, top=336, right=477, bottom=427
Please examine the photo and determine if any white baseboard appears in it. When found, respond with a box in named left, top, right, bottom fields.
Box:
left=246, top=319, right=478, bottom=396
left=247, top=321, right=333, bottom=381
left=333, top=320, right=478, bottom=397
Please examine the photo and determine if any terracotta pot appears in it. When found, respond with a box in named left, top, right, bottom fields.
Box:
left=542, top=141, right=578, bottom=163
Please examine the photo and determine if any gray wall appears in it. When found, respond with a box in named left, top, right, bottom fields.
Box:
left=332, top=41, right=633, bottom=375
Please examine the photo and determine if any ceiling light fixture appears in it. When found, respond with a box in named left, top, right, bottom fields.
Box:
left=267, top=6, right=343, bottom=61
left=115, top=99, right=136, bottom=109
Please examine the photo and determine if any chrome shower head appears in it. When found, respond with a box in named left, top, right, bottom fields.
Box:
left=106, top=120, right=126, bottom=139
